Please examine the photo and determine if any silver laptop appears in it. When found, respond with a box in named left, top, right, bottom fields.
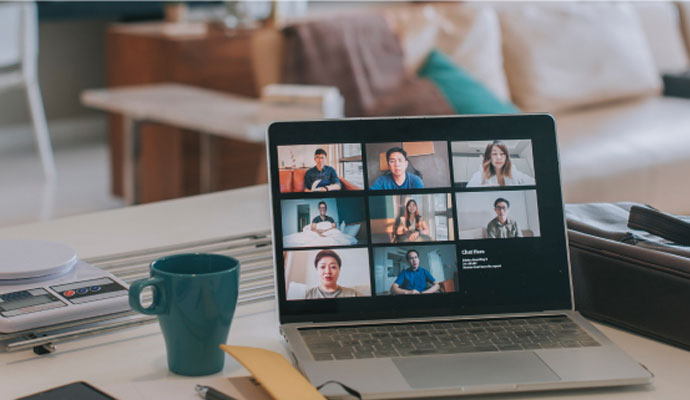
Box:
left=266, top=115, right=652, bottom=399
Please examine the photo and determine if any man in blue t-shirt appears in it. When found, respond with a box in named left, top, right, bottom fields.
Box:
left=304, top=148, right=341, bottom=192
left=390, top=249, right=440, bottom=295
left=370, top=147, right=424, bottom=190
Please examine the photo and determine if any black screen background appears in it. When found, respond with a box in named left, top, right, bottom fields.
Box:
left=268, top=115, right=572, bottom=324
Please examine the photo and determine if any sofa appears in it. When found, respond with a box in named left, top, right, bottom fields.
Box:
left=279, top=168, right=362, bottom=192
left=272, top=2, right=690, bottom=214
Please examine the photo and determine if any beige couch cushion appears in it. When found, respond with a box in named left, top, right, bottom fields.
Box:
left=632, top=2, right=690, bottom=73
left=556, top=97, right=690, bottom=214
left=383, top=4, right=511, bottom=102
left=498, top=3, right=662, bottom=112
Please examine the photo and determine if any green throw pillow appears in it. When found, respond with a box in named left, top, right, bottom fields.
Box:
left=418, top=49, right=520, bottom=114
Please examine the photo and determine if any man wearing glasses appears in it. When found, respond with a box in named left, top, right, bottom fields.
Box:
left=390, top=249, right=439, bottom=295
left=487, top=198, right=522, bottom=238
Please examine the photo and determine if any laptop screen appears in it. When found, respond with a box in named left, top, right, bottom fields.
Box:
left=267, top=115, right=572, bottom=324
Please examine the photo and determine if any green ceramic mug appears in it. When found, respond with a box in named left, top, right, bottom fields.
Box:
left=129, top=253, right=239, bottom=376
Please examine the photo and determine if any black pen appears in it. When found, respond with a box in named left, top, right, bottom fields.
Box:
left=195, top=384, right=236, bottom=400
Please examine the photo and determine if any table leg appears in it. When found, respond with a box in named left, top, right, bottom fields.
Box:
left=200, top=133, right=212, bottom=193
left=122, top=117, right=140, bottom=205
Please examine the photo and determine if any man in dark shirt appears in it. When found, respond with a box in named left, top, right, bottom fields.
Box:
left=390, top=249, right=439, bottom=294
left=311, top=201, right=336, bottom=236
left=304, top=148, right=341, bottom=192
left=487, top=197, right=522, bottom=238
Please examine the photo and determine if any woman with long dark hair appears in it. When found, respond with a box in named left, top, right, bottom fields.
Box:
left=467, top=141, right=535, bottom=187
left=392, top=199, right=430, bottom=243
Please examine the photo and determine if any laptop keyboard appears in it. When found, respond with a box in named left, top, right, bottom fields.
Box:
left=299, top=316, right=600, bottom=361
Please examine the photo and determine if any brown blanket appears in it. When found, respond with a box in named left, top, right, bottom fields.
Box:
left=282, top=14, right=452, bottom=117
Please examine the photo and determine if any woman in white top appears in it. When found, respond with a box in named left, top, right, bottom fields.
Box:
left=466, top=141, right=535, bottom=187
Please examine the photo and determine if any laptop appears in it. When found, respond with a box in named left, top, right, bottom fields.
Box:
left=266, top=114, right=652, bottom=399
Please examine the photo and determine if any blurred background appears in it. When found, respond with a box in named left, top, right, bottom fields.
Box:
left=2, top=1, right=690, bottom=228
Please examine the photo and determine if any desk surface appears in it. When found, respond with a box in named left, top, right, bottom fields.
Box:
left=81, top=83, right=324, bottom=142
left=1, top=185, right=688, bottom=399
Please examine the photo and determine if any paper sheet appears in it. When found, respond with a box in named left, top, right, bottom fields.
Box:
left=221, top=345, right=326, bottom=400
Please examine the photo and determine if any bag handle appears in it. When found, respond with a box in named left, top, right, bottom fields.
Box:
left=627, top=205, right=690, bottom=246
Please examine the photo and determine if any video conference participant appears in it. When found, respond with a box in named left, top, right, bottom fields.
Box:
left=304, top=148, right=342, bottom=192
left=390, top=249, right=439, bottom=295
left=487, top=198, right=522, bottom=238
left=305, top=249, right=360, bottom=299
left=392, top=199, right=430, bottom=243
left=467, top=141, right=535, bottom=187
left=371, top=147, right=424, bottom=190
left=311, top=201, right=337, bottom=236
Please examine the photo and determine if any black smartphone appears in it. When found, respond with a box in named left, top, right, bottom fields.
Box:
left=17, top=381, right=116, bottom=400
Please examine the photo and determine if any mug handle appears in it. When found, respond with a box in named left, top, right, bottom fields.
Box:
left=129, top=277, right=167, bottom=315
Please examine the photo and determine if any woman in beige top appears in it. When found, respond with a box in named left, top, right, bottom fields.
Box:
left=304, top=249, right=360, bottom=299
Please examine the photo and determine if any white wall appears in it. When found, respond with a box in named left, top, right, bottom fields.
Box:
left=277, top=144, right=337, bottom=169
left=524, top=190, right=540, bottom=234
left=0, top=20, right=108, bottom=150
left=374, top=246, right=404, bottom=292
left=515, top=141, right=535, bottom=176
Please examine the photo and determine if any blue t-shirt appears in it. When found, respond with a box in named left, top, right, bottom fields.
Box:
left=304, top=165, right=340, bottom=190
left=394, top=267, right=436, bottom=292
left=370, top=172, right=424, bottom=190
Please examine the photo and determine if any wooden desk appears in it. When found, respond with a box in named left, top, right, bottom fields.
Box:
left=82, top=83, right=322, bottom=204
left=0, top=186, right=689, bottom=399
left=105, top=22, right=283, bottom=203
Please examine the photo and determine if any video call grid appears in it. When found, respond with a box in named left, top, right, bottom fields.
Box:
left=276, top=140, right=539, bottom=243
left=275, top=139, right=542, bottom=302
left=274, top=140, right=537, bottom=192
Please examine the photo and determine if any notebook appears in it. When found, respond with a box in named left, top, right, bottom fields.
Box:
left=266, top=114, right=652, bottom=399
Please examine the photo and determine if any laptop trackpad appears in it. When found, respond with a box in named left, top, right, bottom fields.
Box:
left=393, top=352, right=560, bottom=389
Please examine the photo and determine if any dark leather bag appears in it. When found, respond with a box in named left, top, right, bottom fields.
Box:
left=565, top=202, right=690, bottom=350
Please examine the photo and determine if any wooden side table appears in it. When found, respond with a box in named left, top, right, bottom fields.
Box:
left=82, top=83, right=323, bottom=205
left=105, top=22, right=283, bottom=202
